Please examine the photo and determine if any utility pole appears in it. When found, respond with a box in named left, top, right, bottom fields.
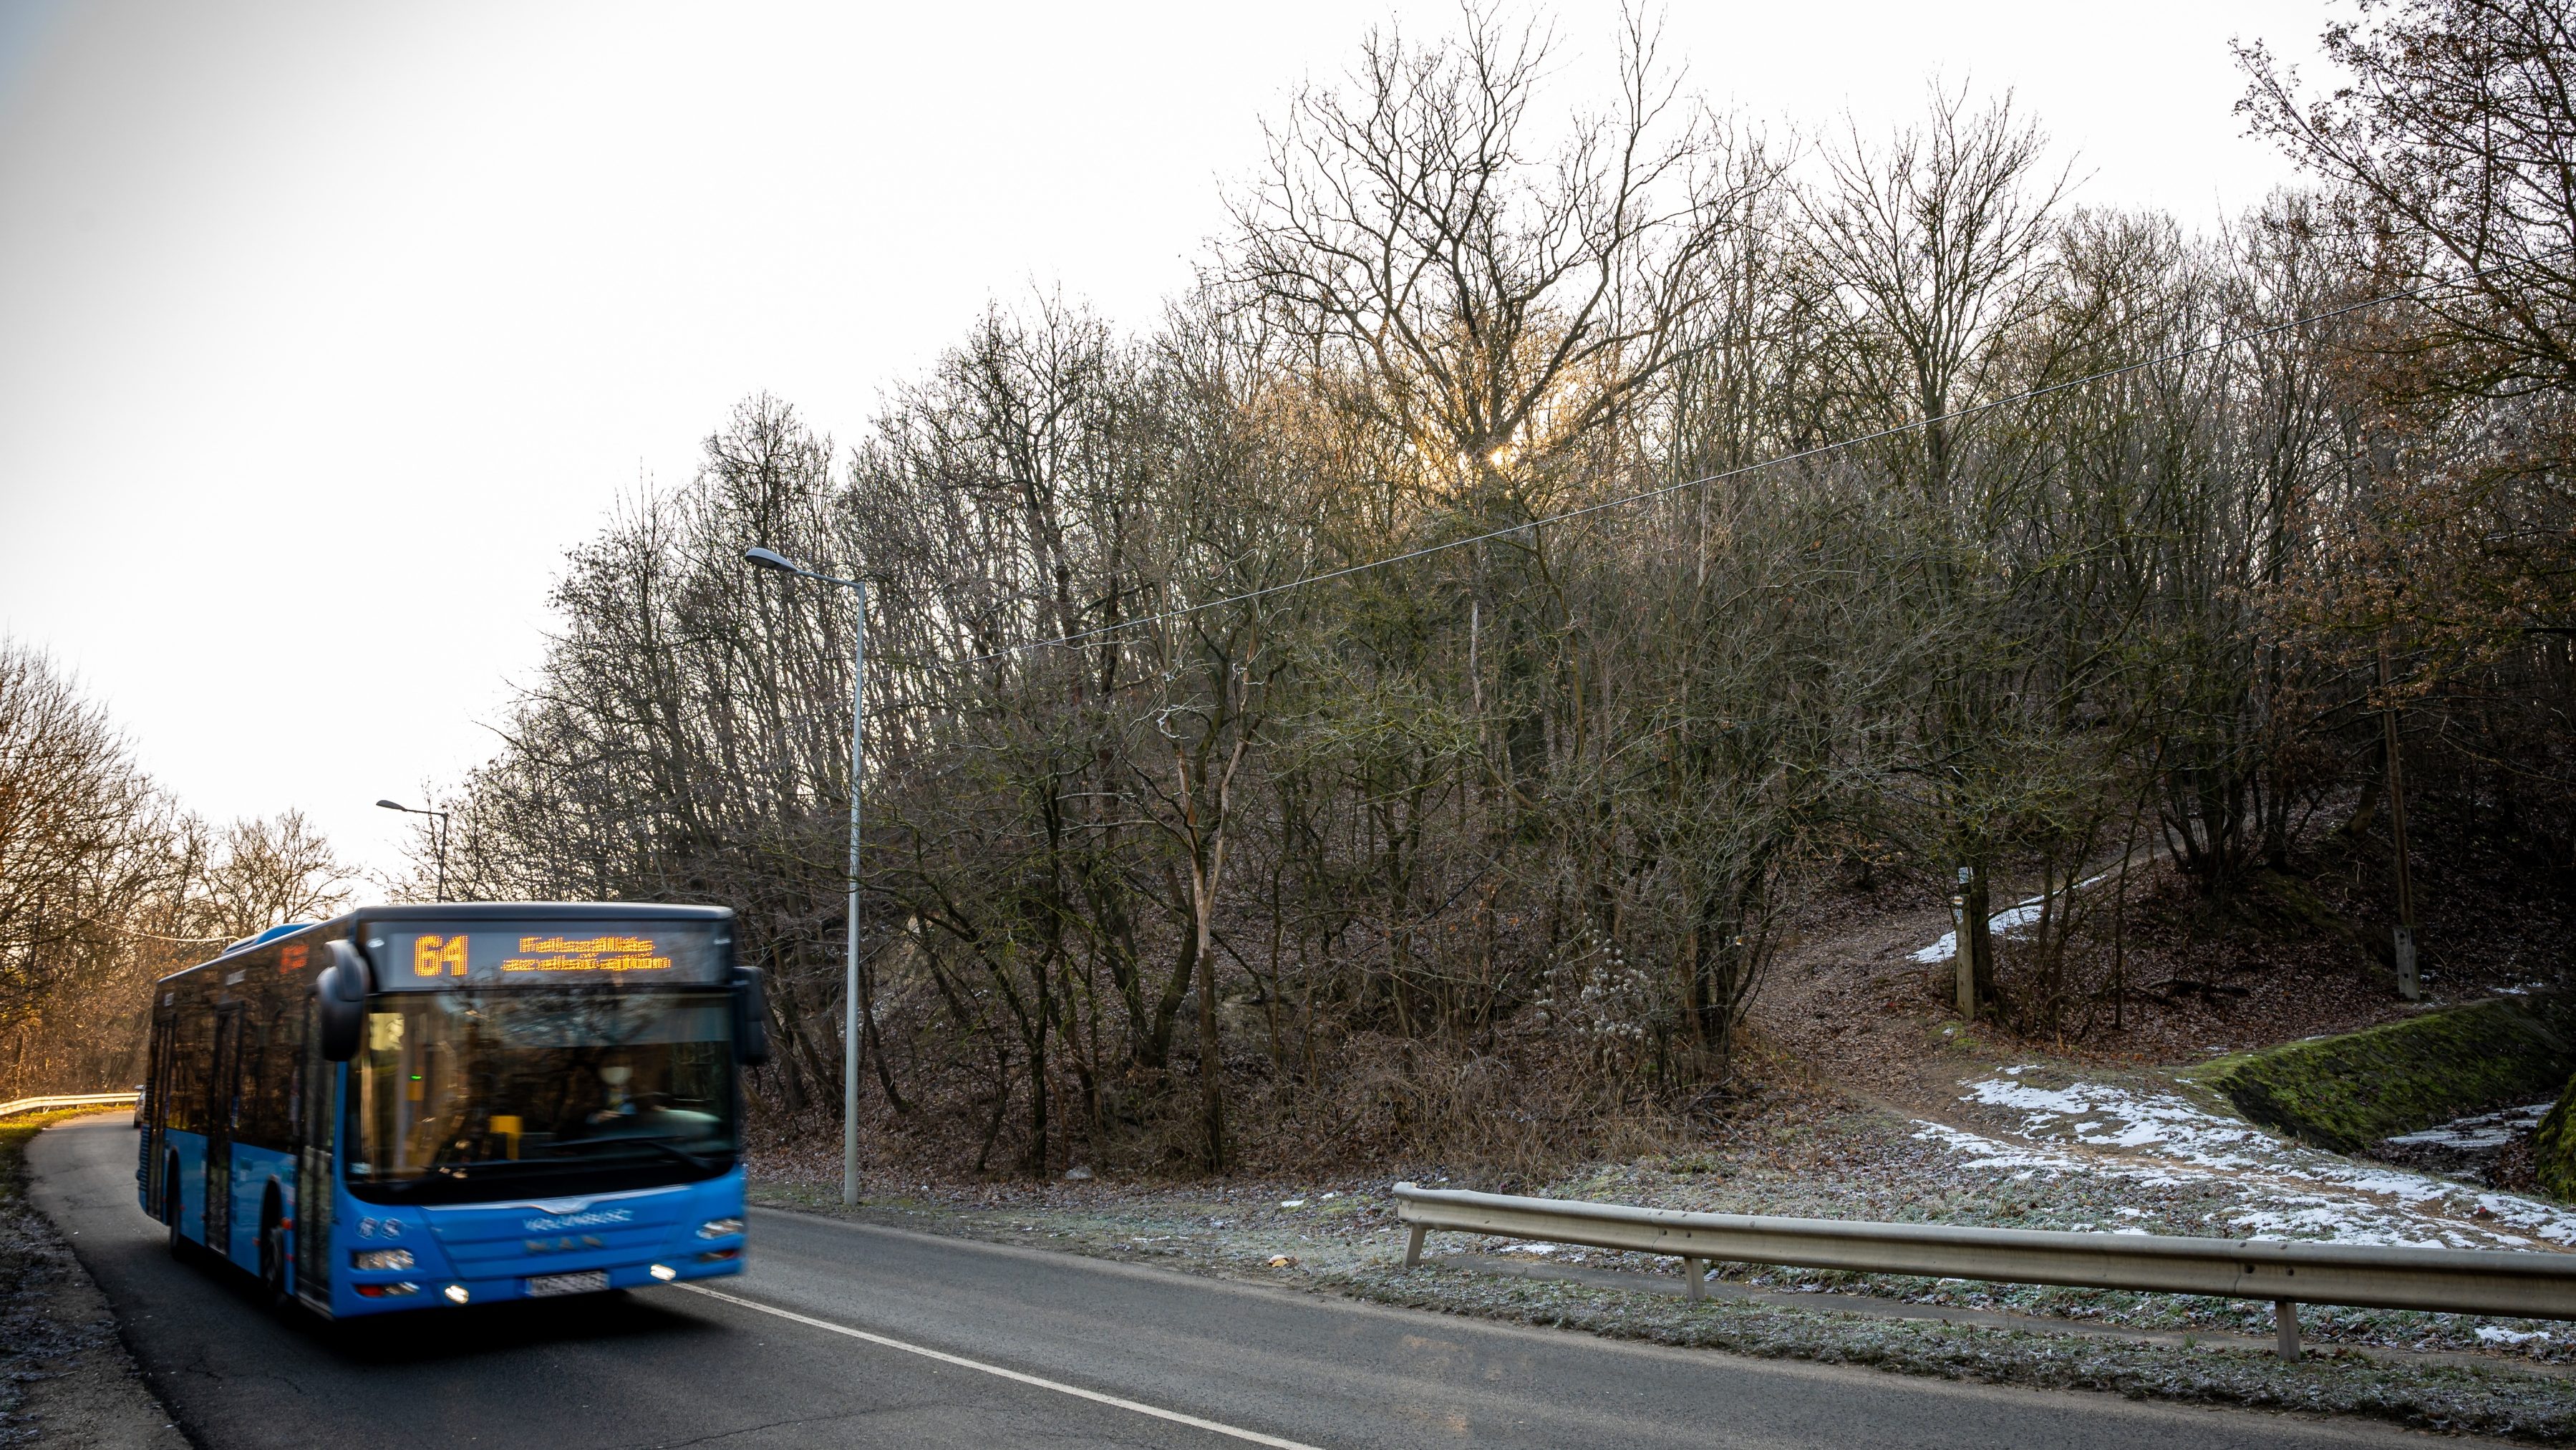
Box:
left=746, top=546, right=869, bottom=1206
left=2378, top=637, right=2421, bottom=1001
left=376, top=800, right=451, bottom=902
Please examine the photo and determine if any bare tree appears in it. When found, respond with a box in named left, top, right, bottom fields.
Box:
left=1802, top=87, right=2067, bottom=500
left=1226, top=8, right=1777, bottom=502
left=195, top=811, right=352, bottom=940
left=0, top=644, right=356, bottom=1094
left=407, top=7, right=2576, bottom=1179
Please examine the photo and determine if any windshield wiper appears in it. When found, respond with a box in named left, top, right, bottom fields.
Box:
left=541, top=1137, right=716, bottom=1171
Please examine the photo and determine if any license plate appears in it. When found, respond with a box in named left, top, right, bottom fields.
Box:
left=526, top=1270, right=609, bottom=1297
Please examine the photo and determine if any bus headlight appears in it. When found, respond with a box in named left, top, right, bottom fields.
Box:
left=352, top=1248, right=415, bottom=1271
left=696, top=1217, right=744, bottom=1239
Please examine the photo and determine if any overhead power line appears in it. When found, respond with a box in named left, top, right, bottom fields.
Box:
left=964, top=252, right=2547, bottom=666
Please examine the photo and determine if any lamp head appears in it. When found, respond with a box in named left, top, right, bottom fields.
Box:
left=745, top=547, right=802, bottom=575
left=376, top=799, right=408, bottom=812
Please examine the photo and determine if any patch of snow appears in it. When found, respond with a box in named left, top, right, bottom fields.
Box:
left=1991, top=900, right=2047, bottom=932
left=1909, top=874, right=2115, bottom=962
left=1495, top=1242, right=1556, bottom=1255
left=2384, top=1103, right=2552, bottom=1150
left=1279, top=1199, right=1306, bottom=1209
left=1910, top=1121, right=2103, bottom=1178
left=1911, top=902, right=2047, bottom=962
left=2479, top=1325, right=2551, bottom=1345
left=1927, top=1076, right=2576, bottom=1250
left=1965, top=1079, right=2120, bottom=1121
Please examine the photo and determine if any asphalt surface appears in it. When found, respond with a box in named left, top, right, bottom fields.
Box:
left=29, top=1115, right=2418, bottom=1449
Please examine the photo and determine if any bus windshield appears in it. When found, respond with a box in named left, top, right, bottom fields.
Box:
left=349, top=987, right=737, bottom=1200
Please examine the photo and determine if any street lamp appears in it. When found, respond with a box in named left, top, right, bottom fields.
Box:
left=745, top=545, right=868, bottom=1207
left=377, top=799, right=452, bottom=902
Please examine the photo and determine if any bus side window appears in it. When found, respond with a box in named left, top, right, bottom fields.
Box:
left=244, top=997, right=295, bottom=1149
left=211, top=1012, right=237, bottom=1132
left=236, top=1015, right=261, bottom=1138
left=164, top=1013, right=201, bottom=1134
left=268, top=1005, right=298, bottom=1143
left=145, top=1025, right=168, bottom=1120
left=190, top=1010, right=216, bottom=1134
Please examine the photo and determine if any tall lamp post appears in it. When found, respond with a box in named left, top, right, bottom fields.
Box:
left=745, top=545, right=867, bottom=1207
left=377, top=799, right=451, bottom=902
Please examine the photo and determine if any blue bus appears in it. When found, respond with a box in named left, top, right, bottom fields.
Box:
left=137, top=903, right=768, bottom=1317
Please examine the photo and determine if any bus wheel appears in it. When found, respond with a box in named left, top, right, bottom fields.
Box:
left=164, top=1175, right=185, bottom=1260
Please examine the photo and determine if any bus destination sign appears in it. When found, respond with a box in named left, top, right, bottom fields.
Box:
left=369, top=923, right=727, bottom=990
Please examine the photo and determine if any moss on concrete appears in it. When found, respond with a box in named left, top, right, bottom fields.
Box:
left=2533, top=1074, right=2576, bottom=1201
left=2196, top=995, right=2576, bottom=1153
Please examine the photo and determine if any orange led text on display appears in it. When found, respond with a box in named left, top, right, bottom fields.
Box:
left=500, top=935, right=671, bottom=975
left=412, top=934, right=470, bottom=977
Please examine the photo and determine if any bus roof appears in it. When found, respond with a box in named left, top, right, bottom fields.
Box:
left=219, top=922, right=311, bottom=955
left=349, top=902, right=734, bottom=924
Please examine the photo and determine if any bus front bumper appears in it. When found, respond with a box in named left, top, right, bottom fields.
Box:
left=339, top=1247, right=744, bottom=1315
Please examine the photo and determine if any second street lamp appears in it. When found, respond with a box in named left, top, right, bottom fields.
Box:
left=377, top=798, right=451, bottom=902
left=745, top=545, right=868, bottom=1207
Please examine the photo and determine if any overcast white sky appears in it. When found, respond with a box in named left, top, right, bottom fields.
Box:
left=0, top=0, right=2333, bottom=886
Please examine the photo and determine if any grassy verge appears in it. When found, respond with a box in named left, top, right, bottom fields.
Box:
left=1342, top=1263, right=2576, bottom=1441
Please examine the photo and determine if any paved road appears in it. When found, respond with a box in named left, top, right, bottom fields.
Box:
left=31, top=1116, right=2411, bottom=1449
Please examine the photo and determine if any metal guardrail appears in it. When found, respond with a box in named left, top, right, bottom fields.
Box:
left=0, top=1093, right=139, bottom=1120
left=1394, top=1181, right=2576, bottom=1359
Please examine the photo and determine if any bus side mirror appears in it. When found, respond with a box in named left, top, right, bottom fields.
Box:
left=318, top=940, right=372, bottom=1063
left=732, top=967, right=771, bottom=1066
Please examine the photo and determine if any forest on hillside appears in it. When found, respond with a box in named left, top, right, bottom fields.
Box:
left=8, top=2, right=2572, bottom=1178
left=0, top=637, right=352, bottom=1097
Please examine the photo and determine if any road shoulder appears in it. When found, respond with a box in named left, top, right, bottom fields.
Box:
left=3, top=1112, right=188, bottom=1450
left=748, top=1178, right=2576, bottom=1443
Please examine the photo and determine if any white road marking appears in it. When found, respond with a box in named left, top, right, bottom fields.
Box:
left=677, top=1283, right=1325, bottom=1450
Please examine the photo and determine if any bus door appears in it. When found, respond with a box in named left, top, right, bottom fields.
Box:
left=293, top=992, right=336, bottom=1305
left=205, top=1006, right=241, bottom=1253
